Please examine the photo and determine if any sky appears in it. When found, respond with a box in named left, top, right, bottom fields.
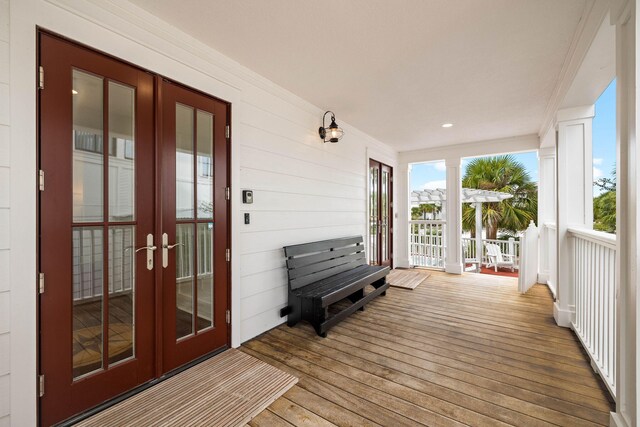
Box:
left=410, top=152, right=539, bottom=192
left=592, top=79, right=616, bottom=195
left=410, top=78, right=616, bottom=195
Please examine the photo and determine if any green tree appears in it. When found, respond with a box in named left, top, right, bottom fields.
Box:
left=461, top=155, right=538, bottom=239
left=593, top=166, right=616, bottom=233
left=593, top=190, right=616, bottom=233
left=411, top=203, right=440, bottom=220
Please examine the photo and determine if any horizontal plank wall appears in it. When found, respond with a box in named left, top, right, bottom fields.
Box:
left=8, top=0, right=397, bottom=423
left=0, top=0, right=10, bottom=425
left=236, top=84, right=393, bottom=341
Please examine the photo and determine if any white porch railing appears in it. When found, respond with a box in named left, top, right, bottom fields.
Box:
left=461, top=237, right=520, bottom=268
left=568, top=227, right=617, bottom=397
left=409, top=220, right=446, bottom=269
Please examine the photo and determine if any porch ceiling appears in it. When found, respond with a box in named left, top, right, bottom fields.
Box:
left=128, top=0, right=588, bottom=151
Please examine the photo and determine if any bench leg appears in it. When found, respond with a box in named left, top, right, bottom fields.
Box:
left=312, top=306, right=329, bottom=337
left=372, top=277, right=388, bottom=296
left=286, top=295, right=302, bottom=327
left=348, top=288, right=365, bottom=311
left=314, top=324, right=327, bottom=338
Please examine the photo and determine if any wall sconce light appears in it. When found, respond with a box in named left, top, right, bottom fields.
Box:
left=319, top=111, right=344, bottom=143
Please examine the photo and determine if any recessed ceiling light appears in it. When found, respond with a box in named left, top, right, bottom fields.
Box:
left=72, top=89, right=78, bottom=95
left=441, top=123, right=453, bottom=128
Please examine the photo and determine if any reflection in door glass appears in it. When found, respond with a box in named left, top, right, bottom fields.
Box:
left=176, top=104, right=194, bottom=219
left=108, top=226, right=135, bottom=366
left=108, top=82, right=136, bottom=222
left=197, top=223, right=214, bottom=331
left=369, top=166, right=378, bottom=265
left=72, top=227, right=104, bottom=379
left=72, top=70, right=104, bottom=222
left=176, top=224, right=194, bottom=339
left=197, top=111, right=214, bottom=219
left=382, top=170, right=389, bottom=262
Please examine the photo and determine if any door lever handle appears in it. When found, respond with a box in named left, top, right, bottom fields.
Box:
left=135, top=234, right=156, bottom=270
left=135, top=245, right=157, bottom=253
left=162, top=233, right=183, bottom=268
left=163, top=243, right=183, bottom=250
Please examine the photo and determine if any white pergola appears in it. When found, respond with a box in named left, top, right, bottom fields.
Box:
left=411, top=188, right=513, bottom=266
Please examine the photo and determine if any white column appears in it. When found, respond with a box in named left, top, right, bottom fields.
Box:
left=537, top=146, right=556, bottom=288
left=396, top=163, right=410, bottom=268
left=445, top=157, right=463, bottom=274
left=555, top=105, right=594, bottom=328
left=611, top=1, right=637, bottom=426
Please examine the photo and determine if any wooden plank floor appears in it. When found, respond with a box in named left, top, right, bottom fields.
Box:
left=241, top=270, right=614, bottom=427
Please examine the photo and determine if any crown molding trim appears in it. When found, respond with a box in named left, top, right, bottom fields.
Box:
left=538, top=0, right=610, bottom=137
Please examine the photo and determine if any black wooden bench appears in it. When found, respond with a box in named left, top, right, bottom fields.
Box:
left=280, top=236, right=390, bottom=337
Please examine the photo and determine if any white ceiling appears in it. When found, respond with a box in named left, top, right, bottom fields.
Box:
left=128, top=0, right=588, bottom=152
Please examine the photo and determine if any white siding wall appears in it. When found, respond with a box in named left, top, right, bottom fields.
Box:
left=236, top=85, right=391, bottom=341
left=0, top=0, right=10, bottom=425
left=7, top=0, right=397, bottom=422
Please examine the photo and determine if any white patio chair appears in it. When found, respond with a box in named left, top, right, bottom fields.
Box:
left=484, top=242, right=516, bottom=272
left=462, top=239, right=480, bottom=272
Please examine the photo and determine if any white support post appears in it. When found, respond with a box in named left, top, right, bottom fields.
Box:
left=474, top=202, right=482, bottom=268
left=445, top=157, right=463, bottom=274
left=555, top=105, right=594, bottom=328
left=610, top=1, right=637, bottom=426
left=537, top=146, right=556, bottom=287
left=396, top=163, right=411, bottom=268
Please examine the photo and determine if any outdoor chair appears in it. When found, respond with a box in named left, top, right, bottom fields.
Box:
left=484, top=242, right=516, bottom=272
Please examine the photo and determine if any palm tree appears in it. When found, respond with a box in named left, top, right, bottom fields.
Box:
left=462, top=155, right=538, bottom=239
left=411, top=203, right=441, bottom=220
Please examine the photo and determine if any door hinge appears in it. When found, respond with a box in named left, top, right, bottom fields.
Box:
left=38, top=170, right=45, bottom=191
left=225, top=125, right=230, bottom=139
left=38, top=273, right=44, bottom=294
left=38, top=66, right=44, bottom=90
left=225, top=187, right=230, bottom=201
left=225, top=248, right=230, bottom=262
left=225, top=309, right=230, bottom=324
left=38, top=374, right=45, bottom=397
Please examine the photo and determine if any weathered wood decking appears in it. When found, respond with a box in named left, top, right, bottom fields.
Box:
left=242, top=270, right=614, bottom=426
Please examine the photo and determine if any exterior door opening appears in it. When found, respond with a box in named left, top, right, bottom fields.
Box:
left=38, top=32, right=230, bottom=426
left=369, top=159, right=393, bottom=268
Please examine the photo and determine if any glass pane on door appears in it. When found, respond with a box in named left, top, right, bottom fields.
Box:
left=72, top=227, right=104, bottom=379
left=176, top=104, right=195, bottom=220
left=108, top=81, right=136, bottom=222
left=176, top=223, right=195, bottom=340
left=197, top=223, right=214, bottom=331
left=72, top=70, right=104, bottom=223
left=369, top=166, right=379, bottom=265
left=196, top=111, right=214, bottom=219
left=381, top=170, right=389, bottom=262
left=108, top=226, right=135, bottom=365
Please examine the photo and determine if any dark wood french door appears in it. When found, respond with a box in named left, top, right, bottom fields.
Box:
left=38, top=33, right=230, bottom=426
left=369, top=159, right=393, bottom=268
left=160, top=80, right=229, bottom=372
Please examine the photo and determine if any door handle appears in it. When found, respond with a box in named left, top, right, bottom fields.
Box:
left=162, top=233, right=183, bottom=268
left=135, top=234, right=156, bottom=270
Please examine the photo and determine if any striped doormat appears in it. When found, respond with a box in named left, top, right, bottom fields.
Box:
left=76, top=348, right=298, bottom=427
left=387, top=269, right=430, bottom=290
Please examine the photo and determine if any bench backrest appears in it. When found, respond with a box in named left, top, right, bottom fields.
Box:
left=283, top=236, right=367, bottom=290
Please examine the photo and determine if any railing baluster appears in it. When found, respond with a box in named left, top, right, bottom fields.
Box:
left=568, top=228, right=616, bottom=397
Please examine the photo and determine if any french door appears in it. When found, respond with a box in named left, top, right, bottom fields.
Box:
left=39, top=33, right=230, bottom=426
left=160, top=80, right=229, bottom=372
left=369, top=159, right=393, bottom=267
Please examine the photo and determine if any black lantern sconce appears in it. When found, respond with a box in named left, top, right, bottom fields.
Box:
left=318, top=111, right=344, bottom=143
